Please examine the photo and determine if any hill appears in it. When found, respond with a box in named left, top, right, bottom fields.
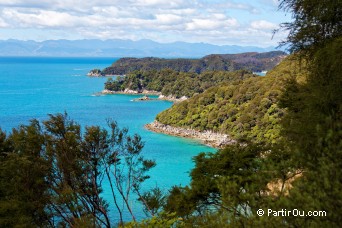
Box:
left=99, top=51, right=286, bottom=75
left=155, top=56, right=305, bottom=144
left=104, top=69, right=256, bottom=98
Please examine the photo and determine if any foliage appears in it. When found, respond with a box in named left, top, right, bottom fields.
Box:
left=275, top=37, right=342, bottom=226
left=123, top=212, right=181, bottom=228
left=101, top=51, right=286, bottom=75
left=168, top=144, right=266, bottom=215
left=162, top=143, right=295, bottom=226
left=278, top=0, right=342, bottom=53
left=280, top=38, right=342, bottom=161
left=1, top=0, right=341, bottom=226
left=159, top=1, right=342, bottom=226
left=156, top=57, right=304, bottom=144
left=105, top=69, right=255, bottom=98
left=0, top=113, right=156, bottom=227
left=138, top=186, right=167, bottom=217
left=0, top=122, right=51, bottom=227
left=88, top=68, right=102, bottom=76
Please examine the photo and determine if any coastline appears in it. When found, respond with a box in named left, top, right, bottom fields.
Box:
left=101, top=89, right=230, bottom=148
left=99, top=90, right=231, bottom=148
left=87, top=73, right=126, bottom=77
left=100, top=89, right=188, bottom=102
left=101, top=89, right=162, bottom=95
left=145, top=120, right=236, bottom=148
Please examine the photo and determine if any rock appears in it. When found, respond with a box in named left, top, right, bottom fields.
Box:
left=157, top=95, right=188, bottom=102
left=142, top=89, right=161, bottom=95
left=87, top=69, right=102, bottom=77
left=101, top=89, right=115, bottom=94
left=145, top=121, right=236, bottom=148
left=133, top=95, right=151, bottom=101
left=179, top=96, right=188, bottom=101
left=124, top=88, right=139, bottom=94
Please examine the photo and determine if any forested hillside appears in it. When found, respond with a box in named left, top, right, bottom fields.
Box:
left=0, top=0, right=340, bottom=227
left=98, top=51, right=286, bottom=75
left=156, top=56, right=305, bottom=144
left=134, top=0, right=341, bottom=227
left=104, top=69, right=256, bottom=98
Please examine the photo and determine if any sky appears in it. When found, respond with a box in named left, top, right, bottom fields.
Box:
left=0, top=0, right=291, bottom=47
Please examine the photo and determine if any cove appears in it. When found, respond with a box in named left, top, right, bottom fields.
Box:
left=0, top=57, right=216, bottom=221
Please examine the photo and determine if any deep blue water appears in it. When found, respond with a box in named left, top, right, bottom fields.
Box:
left=0, top=57, right=216, bottom=222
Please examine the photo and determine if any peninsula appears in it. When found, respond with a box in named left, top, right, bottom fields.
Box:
left=145, top=121, right=236, bottom=148
left=95, top=51, right=292, bottom=146
left=89, top=51, right=287, bottom=76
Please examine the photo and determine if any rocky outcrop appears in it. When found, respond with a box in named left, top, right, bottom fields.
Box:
left=100, top=89, right=161, bottom=95
left=100, top=89, right=187, bottom=102
left=145, top=121, right=236, bottom=148
left=133, top=95, right=153, bottom=101
left=158, top=95, right=188, bottom=103
left=87, top=69, right=102, bottom=77
left=101, top=89, right=116, bottom=94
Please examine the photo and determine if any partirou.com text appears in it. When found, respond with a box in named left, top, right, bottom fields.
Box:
left=257, top=209, right=327, bottom=217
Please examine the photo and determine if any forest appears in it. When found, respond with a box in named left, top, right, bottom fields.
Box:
left=151, top=0, right=341, bottom=226
left=0, top=0, right=341, bottom=227
left=98, top=51, right=286, bottom=75
left=155, top=55, right=309, bottom=144
left=104, top=69, right=255, bottom=98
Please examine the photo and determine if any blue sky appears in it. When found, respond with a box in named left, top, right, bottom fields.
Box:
left=0, top=0, right=291, bottom=47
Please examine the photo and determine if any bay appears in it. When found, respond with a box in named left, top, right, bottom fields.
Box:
left=0, top=57, right=216, bottom=222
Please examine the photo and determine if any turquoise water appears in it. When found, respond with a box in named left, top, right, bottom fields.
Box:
left=0, top=57, right=216, bottom=222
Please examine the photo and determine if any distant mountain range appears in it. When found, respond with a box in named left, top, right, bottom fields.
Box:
left=0, top=39, right=284, bottom=57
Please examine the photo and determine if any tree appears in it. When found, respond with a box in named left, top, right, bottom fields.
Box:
left=164, top=144, right=273, bottom=223
left=43, top=114, right=111, bottom=227
left=138, top=186, right=166, bottom=217
left=0, top=113, right=157, bottom=227
left=0, top=121, right=51, bottom=227
left=276, top=1, right=342, bottom=226
left=102, top=121, right=156, bottom=224
left=277, top=38, right=342, bottom=226
left=278, top=0, right=342, bottom=53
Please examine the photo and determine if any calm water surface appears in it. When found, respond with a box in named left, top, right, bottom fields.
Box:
left=0, top=57, right=216, bottom=222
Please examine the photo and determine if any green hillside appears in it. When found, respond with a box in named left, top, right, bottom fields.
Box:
left=156, top=56, right=305, bottom=144
left=98, top=51, right=286, bottom=75
left=105, top=69, right=256, bottom=98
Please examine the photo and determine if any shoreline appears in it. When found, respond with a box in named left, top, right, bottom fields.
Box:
left=101, top=89, right=162, bottom=95
left=87, top=71, right=125, bottom=77
left=98, top=90, right=231, bottom=148
left=100, top=89, right=188, bottom=102
left=145, top=120, right=236, bottom=148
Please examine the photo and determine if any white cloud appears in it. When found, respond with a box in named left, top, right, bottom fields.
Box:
left=0, top=18, right=8, bottom=27
left=155, top=14, right=183, bottom=25
left=186, top=17, right=238, bottom=31
left=133, top=0, right=188, bottom=8
left=2, top=9, right=81, bottom=28
left=0, top=0, right=289, bottom=46
left=251, top=20, right=277, bottom=30
left=203, top=1, right=259, bottom=14
left=212, top=13, right=226, bottom=20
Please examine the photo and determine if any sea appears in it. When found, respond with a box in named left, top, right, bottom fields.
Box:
left=0, top=57, right=216, bottom=222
